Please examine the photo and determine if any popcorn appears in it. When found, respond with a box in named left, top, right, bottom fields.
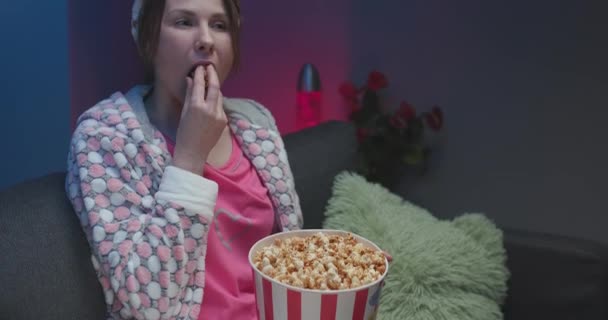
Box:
left=253, top=232, right=386, bottom=290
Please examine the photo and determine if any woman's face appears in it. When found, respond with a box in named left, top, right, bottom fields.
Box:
left=154, top=0, right=234, bottom=103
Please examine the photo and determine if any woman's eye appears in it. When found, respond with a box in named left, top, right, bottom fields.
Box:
left=175, top=19, right=193, bottom=27
left=212, top=21, right=228, bottom=30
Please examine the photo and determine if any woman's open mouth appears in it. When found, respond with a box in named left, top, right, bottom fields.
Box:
left=187, top=63, right=212, bottom=79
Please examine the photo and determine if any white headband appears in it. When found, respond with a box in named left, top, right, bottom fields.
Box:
left=131, top=0, right=143, bottom=42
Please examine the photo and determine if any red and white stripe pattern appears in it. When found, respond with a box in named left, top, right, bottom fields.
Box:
left=253, top=270, right=381, bottom=320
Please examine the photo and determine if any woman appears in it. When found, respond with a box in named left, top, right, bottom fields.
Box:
left=66, top=0, right=302, bottom=318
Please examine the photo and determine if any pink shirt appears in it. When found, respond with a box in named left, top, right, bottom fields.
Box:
left=164, top=133, right=275, bottom=320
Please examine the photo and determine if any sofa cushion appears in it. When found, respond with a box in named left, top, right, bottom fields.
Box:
left=0, top=173, right=106, bottom=320
left=323, top=172, right=509, bottom=320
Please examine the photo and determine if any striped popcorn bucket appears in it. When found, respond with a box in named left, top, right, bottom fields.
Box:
left=248, top=230, right=389, bottom=320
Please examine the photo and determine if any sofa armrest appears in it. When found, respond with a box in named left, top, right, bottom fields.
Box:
left=503, top=228, right=608, bottom=319
left=0, top=172, right=107, bottom=320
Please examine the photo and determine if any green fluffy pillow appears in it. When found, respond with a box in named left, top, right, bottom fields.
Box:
left=323, top=172, right=509, bottom=320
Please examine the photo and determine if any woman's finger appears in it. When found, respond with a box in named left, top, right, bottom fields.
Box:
left=190, top=65, right=207, bottom=107
left=181, top=76, right=194, bottom=119
left=204, top=64, right=220, bottom=108
left=383, top=251, right=393, bottom=262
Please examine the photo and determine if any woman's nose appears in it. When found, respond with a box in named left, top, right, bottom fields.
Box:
left=195, top=26, right=214, bottom=53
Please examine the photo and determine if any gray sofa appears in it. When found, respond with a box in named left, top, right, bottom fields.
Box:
left=1, top=121, right=607, bottom=319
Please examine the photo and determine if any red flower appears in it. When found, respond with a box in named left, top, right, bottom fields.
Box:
left=389, top=115, right=407, bottom=129
left=339, top=81, right=358, bottom=100
left=424, top=106, right=443, bottom=131
left=397, top=101, right=416, bottom=122
left=367, top=71, right=388, bottom=91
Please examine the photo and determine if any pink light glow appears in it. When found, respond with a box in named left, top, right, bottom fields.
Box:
left=296, top=91, right=323, bottom=130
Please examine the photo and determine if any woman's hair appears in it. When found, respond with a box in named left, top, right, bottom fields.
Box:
left=135, top=0, right=241, bottom=83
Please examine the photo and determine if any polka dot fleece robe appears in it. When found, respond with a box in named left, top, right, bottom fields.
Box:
left=65, top=85, right=303, bottom=319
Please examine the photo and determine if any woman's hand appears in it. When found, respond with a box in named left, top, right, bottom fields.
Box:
left=383, top=251, right=393, bottom=263
left=172, top=64, right=227, bottom=174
